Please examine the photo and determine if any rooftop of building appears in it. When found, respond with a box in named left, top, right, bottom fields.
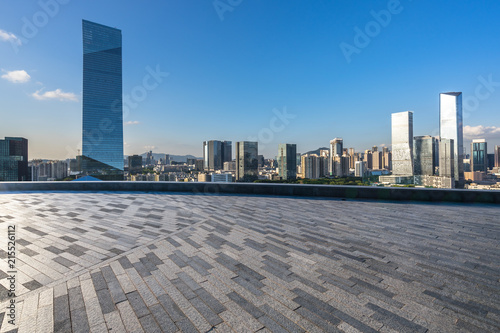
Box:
left=0, top=186, right=499, bottom=332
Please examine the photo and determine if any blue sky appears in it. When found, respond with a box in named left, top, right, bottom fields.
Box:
left=1, top=0, right=500, bottom=159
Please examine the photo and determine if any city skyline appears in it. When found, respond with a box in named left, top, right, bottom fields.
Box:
left=1, top=1, right=500, bottom=159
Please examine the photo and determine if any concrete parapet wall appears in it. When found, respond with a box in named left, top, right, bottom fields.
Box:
left=0, top=181, right=499, bottom=203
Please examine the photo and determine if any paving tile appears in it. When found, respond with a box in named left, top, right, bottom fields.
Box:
left=1, top=192, right=499, bottom=333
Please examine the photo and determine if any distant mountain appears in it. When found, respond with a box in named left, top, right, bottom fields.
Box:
left=131, top=153, right=201, bottom=163
left=302, top=147, right=329, bottom=156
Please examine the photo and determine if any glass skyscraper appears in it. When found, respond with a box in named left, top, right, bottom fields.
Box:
left=278, top=143, right=297, bottom=180
left=0, top=137, right=29, bottom=181
left=439, top=92, right=463, bottom=183
left=391, top=111, right=414, bottom=176
left=203, top=140, right=232, bottom=171
left=235, top=141, right=258, bottom=182
left=82, top=20, right=123, bottom=180
left=413, top=136, right=437, bottom=176
left=471, top=139, right=488, bottom=172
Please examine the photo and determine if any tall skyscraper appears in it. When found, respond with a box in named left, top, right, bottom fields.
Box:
left=471, top=139, right=488, bottom=172
left=329, top=138, right=343, bottom=175
left=235, top=141, right=258, bottom=181
left=440, top=92, right=464, bottom=183
left=439, top=139, right=455, bottom=178
left=413, top=136, right=437, bottom=176
left=278, top=144, right=297, bottom=180
left=203, top=140, right=232, bottom=171
left=0, top=137, right=29, bottom=181
left=82, top=20, right=123, bottom=180
left=391, top=111, right=414, bottom=176
left=495, top=145, right=500, bottom=168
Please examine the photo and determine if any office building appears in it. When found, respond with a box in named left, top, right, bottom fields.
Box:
left=82, top=20, right=124, bottom=180
left=439, top=139, right=455, bottom=178
left=439, top=92, right=464, bottom=183
left=278, top=144, right=297, bottom=180
left=471, top=139, right=487, bottom=172
left=355, top=161, right=366, bottom=177
left=203, top=140, right=232, bottom=171
left=164, top=154, right=170, bottom=165
left=392, top=111, right=414, bottom=176
left=329, top=138, right=343, bottom=175
left=414, top=136, right=437, bottom=176
left=128, top=155, right=142, bottom=175
left=0, top=137, right=29, bottom=181
left=211, top=173, right=233, bottom=183
left=235, top=141, right=258, bottom=181
left=487, top=154, right=494, bottom=170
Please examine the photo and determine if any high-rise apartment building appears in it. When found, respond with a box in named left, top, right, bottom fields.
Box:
left=414, top=136, right=437, bottom=176
left=82, top=20, right=124, bottom=180
left=329, top=138, right=343, bottom=175
left=495, top=145, right=500, bottom=168
left=203, top=140, right=232, bottom=171
left=364, top=150, right=373, bottom=169
left=440, top=92, right=464, bottom=183
left=301, top=154, right=323, bottom=179
left=439, top=139, right=455, bottom=178
left=391, top=111, right=414, bottom=176
left=235, top=141, right=258, bottom=181
left=372, top=150, right=383, bottom=170
left=382, top=147, right=392, bottom=170
left=278, top=144, right=297, bottom=180
left=471, top=139, right=488, bottom=172
left=0, top=137, right=29, bottom=181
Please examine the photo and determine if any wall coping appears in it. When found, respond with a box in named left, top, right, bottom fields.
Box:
left=0, top=181, right=499, bottom=204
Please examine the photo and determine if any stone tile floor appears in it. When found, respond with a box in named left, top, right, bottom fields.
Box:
left=0, top=192, right=499, bottom=332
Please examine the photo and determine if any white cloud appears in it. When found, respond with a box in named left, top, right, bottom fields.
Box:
left=1, top=70, right=31, bottom=83
left=0, top=29, right=21, bottom=45
left=32, top=89, right=78, bottom=102
left=125, top=121, right=140, bottom=125
left=463, top=125, right=500, bottom=139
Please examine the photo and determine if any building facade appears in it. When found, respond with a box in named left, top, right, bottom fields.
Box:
left=203, top=140, right=232, bottom=171
left=355, top=161, right=366, bottom=177
left=471, top=139, right=488, bottom=172
left=278, top=143, right=297, bottom=180
left=391, top=111, right=414, bottom=176
left=128, top=155, right=143, bottom=175
left=413, top=136, right=437, bottom=176
left=439, top=92, right=464, bottom=183
left=495, top=145, right=500, bottom=168
left=329, top=138, right=343, bottom=175
left=82, top=20, right=124, bottom=180
left=0, top=137, right=29, bottom=181
left=439, top=139, right=455, bottom=179
left=235, top=141, right=258, bottom=182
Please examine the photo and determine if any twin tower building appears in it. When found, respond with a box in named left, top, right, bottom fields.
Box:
left=389, top=92, right=463, bottom=187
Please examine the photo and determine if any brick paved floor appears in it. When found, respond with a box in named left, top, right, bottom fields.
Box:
left=0, top=192, right=499, bottom=332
